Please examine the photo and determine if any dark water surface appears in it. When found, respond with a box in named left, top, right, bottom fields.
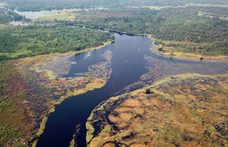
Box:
left=36, top=33, right=228, bottom=147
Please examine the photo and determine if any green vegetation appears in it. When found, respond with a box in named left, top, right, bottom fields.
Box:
left=1, top=0, right=228, bottom=11
left=0, top=96, right=12, bottom=112
left=0, top=25, right=114, bottom=60
left=28, top=134, right=39, bottom=143
left=0, top=8, right=24, bottom=24
left=64, top=7, right=228, bottom=56
left=145, top=88, right=150, bottom=94
left=10, top=49, right=112, bottom=146
left=0, top=1, right=227, bottom=146
left=0, top=124, right=18, bottom=146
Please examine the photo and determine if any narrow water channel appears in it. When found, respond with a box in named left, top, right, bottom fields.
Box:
left=36, top=33, right=228, bottom=147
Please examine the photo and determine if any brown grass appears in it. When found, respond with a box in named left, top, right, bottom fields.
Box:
left=87, top=74, right=228, bottom=147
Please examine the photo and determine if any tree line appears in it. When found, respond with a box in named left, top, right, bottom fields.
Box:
left=63, top=7, right=228, bottom=55
left=1, top=0, right=228, bottom=11
left=0, top=25, right=114, bottom=60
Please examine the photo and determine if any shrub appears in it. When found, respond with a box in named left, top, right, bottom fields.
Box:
left=29, top=134, right=39, bottom=143
left=158, top=48, right=163, bottom=51
left=146, top=88, right=150, bottom=94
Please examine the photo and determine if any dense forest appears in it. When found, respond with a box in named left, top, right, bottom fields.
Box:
left=1, top=0, right=228, bottom=11
left=0, top=25, right=114, bottom=60
left=0, top=8, right=23, bottom=24
left=59, top=7, right=228, bottom=55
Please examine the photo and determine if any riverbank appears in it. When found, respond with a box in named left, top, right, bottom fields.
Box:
left=146, top=35, right=228, bottom=62
left=86, top=73, right=228, bottom=147
left=13, top=39, right=114, bottom=146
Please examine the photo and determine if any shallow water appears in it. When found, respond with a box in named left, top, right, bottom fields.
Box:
left=36, top=33, right=228, bottom=147
left=14, top=10, right=58, bottom=19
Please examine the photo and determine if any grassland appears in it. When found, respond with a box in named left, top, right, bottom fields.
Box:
left=32, top=10, right=78, bottom=22
left=30, top=9, right=93, bottom=22
left=86, top=73, right=228, bottom=147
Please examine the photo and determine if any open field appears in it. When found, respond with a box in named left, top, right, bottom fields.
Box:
left=0, top=2, right=7, bottom=6
left=87, top=73, right=228, bottom=147
left=31, top=9, right=85, bottom=22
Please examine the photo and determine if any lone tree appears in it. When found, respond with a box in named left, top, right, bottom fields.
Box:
left=200, top=57, right=204, bottom=61
left=146, top=88, right=150, bottom=94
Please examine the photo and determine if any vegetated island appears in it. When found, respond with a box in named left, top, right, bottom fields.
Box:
left=86, top=73, right=228, bottom=147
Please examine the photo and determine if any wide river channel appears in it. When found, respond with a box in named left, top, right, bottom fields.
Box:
left=34, top=32, right=228, bottom=147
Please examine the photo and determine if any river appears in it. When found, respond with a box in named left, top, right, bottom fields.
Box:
left=35, top=33, right=228, bottom=147
left=7, top=9, right=228, bottom=147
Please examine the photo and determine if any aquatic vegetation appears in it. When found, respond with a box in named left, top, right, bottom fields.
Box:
left=10, top=48, right=113, bottom=146
left=86, top=74, right=228, bottom=147
left=117, top=54, right=228, bottom=95
left=69, top=124, right=80, bottom=147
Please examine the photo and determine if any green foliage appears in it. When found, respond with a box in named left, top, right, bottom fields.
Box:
left=0, top=96, right=12, bottom=112
left=0, top=25, right=114, bottom=60
left=29, top=134, right=39, bottom=143
left=70, top=7, right=228, bottom=56
left=16, top=91, right=27, bottom=100
left=204, top=130, right=211, bottom=138
left=0, top=8, right=23, bottom=24
left=0, top=79, right=6, bottom=95
left=0, top=124, right=18, bottom=146
left=158, top=48, right=163, bottom=51
left=1, top=0, right=228, bottom=11
left=9, top=109, right=16, bottom=113
left=145, top=88, right=150, bottom=94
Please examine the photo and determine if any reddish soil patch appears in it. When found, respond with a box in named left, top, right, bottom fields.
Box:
left=17, top=101, right=34, bottom=137
left=4, top=75, right=27, bottom=98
